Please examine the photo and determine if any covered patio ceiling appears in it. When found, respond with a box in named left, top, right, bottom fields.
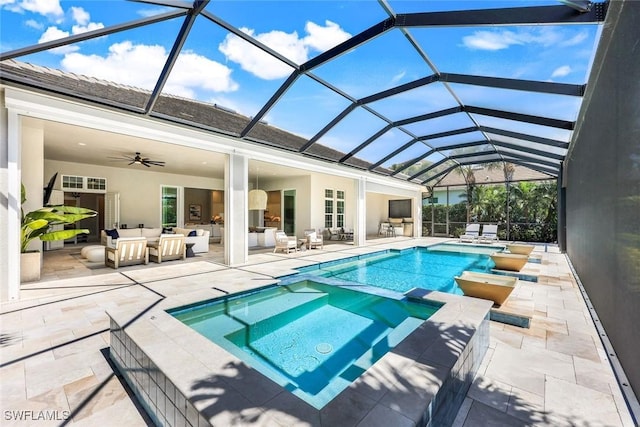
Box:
left=0, top=0, right=607, bottom=189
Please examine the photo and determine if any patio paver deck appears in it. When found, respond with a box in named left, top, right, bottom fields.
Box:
left=1, top=238, right=635, bottom=426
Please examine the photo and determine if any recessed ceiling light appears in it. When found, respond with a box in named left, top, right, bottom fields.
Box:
left=78, top=142, right=86, bottom=146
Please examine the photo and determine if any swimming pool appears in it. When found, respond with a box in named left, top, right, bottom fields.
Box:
left=296, top=243, right=502, bottom=295
left=169, top=280, right=441, bottom=409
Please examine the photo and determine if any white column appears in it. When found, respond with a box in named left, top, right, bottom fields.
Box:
left=22, top=125, right=45, bottom=250
left=414, top=190, right=423, bottom=238
left=354, top=177, right=366, bottom=246
left=224, top=152, right=248, bottom=266
left=2, top=110, right=24, bottom=301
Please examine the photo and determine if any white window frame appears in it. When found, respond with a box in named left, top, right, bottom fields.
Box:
left=324, top=188, right=345, bottom=229
left=61, top=175, right=107, bottom=193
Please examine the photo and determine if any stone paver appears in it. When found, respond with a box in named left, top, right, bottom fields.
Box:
left=1, top=238, right=635, bottom=426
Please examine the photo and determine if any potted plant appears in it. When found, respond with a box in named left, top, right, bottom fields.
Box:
left=21, top=184, right=97, bottom=282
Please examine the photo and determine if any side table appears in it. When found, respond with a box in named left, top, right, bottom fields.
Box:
left=185, top=242, right=196, bottom=258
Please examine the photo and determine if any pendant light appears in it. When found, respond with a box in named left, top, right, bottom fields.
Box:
left=248, top=169, right=267, bottom=210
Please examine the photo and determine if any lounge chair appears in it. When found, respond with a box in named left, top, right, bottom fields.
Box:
left=459, top=223, right=480, bottom=243
left=490, top=252, right=528, bottom=272
left=273, top=231, right=298, bottom=254
left=148, top=234, right=186, bottom=263
left=454, top=271, right=518, bottom=306
left=479, top=224, right=499, bottom=243
left=105, top=237, right=149, bottom=269
left=303, top=229, right=323, bottom=249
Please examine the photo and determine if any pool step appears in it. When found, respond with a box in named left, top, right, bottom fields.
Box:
left=226, top=288, right=330, bottom=344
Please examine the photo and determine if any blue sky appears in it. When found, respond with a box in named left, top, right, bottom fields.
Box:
left=0, top=0, right=602, bottom=170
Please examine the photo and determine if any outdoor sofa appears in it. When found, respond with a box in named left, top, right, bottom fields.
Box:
left=101, top=226, right=210, bottom=253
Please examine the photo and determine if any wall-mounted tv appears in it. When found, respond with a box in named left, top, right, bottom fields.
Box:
left=389, top=199, right=412, bottom=218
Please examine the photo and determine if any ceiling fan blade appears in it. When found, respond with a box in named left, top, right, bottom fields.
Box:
left=110, top=152, right=164, bottom=167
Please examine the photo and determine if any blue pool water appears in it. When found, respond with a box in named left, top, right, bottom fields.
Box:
left=169, top=280, right=440, bottom=409
left=296, top=244, right=501, bottom=295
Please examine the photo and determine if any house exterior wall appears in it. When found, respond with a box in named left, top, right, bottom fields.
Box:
left=0, top=80, right=425, bottom=301
left=310, top=173, right=355, bottom=233
left=565, top=0, right=640, bottom=400
left=45, top=160, right=223, bottom=230
left=366, top=192, right=391, bottom=237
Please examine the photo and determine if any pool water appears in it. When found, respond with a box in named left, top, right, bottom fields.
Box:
left=169, top=280, right=440, bottom=409
left=298, top=244, right=500, bottom=295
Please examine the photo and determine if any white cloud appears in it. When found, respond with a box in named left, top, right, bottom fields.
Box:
left=137, top=6, right=173, bottom=18
left=61, top=41, right=238, bottom=97
left=10, top=0, right=63, bottom=16
left=25, top=18, right=43, bottom=30
left=551, top=65, right=571, bottom=78
left=70, top=6, right=89, bottom=25
left=462, top=28, right=587, bottom=51
left=0, top=0, right=18, bottom=9
left=38, top=26, right=78, bottom=54
left=390, top=70, right=406, bottom=85
left=71, top=21, right=104, bottom=35
left=463, top=30, right=526, bottom=51
left=33, top=7, right=103, bottom=54
left=219, top=27, right=302, bottom=80
left=559, top=31, right=588, bottom=47
left=219, top=21, right=351, bottom=80
left=302, top=20, right=350, bottom=52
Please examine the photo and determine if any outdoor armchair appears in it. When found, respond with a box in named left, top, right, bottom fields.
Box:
left=148, top=234, right=186, bottom=263
left=273, top=231, right=298, bottom=254
left=304, top=229, right=323, bottom=249
left=105, top=237, right=149, bottom=269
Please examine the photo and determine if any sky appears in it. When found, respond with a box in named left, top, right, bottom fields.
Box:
left=0, top=0, right=603, bottom=174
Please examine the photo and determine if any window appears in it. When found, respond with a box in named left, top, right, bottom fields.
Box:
left=324, top=188, right=345, bottom=229
left=62, top=175, right=83, bottom=189
left=336, top=190, right=345, bottom=228
left=162, top=186, right=178, bottom=228
left=86, top=177, right=106, bottom=191
left=324, top=190, right=334, bottom=228
left=61, top=175, right=107, bottom=193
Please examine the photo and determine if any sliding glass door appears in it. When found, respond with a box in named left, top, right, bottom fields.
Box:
left=283, top=189, right=295, bottom=235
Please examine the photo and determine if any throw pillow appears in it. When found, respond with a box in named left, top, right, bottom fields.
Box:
left=188, top=230, right=197, bottom=236
left=105, top=229, right=119, bottom=239
left=308, top=232, right=316, bottom=240
left=196, top=229, right=204, bottom=236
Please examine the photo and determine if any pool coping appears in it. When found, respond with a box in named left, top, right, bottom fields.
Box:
left=107, top=284, right=492, bottom=427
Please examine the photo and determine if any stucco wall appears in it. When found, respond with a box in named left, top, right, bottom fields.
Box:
left=45, top=159, right=223, bottom=229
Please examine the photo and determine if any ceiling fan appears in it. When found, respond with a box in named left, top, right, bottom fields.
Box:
left=108, top=152, right=165, bottom=168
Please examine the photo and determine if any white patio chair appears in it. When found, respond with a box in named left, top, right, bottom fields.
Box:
left=459, top=223, right=480, bottom=243
left=105, top=237, right=149, bottom=269
left=479, top=224, right=499, bottom=243
left=304, top=229, right=323, bottom=249
left=148, top=234, right=186, bottom=263
left=273, top=231, right=298, bottom=254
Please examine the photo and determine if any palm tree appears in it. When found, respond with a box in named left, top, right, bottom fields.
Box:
left=455, top=165, right=477, bottom=223
left=485, top=162, right=515, bottom=239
